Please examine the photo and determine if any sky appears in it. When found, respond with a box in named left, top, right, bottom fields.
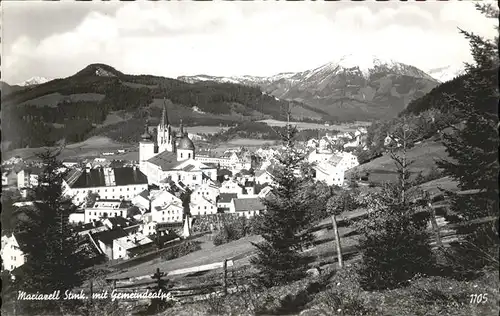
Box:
left=1, top=0, right=497, bottom=84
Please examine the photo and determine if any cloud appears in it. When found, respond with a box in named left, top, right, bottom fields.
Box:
left=2, top=1, right=496, bottom=84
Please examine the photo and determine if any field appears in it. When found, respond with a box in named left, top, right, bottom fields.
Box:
left=97, top=111, right=133, bottom=127
left=259, top=119, right=371, bottom=131
left=184, top=125, right=230, bottom=135
left=19, top=92, right=105, bottom=107
left=227, top=138, right=277, bottom=146
left=350, top=140, right=449, bottom=183
left=2, top=136, right=135, bottom=162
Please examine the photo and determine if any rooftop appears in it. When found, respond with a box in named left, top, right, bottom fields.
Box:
left=218, top=193, right=237, bottom=203
left=233, top=197, right=266, bottom=212
left=147, top=151, right=179, bottom=171
left=92, top=228, right=128, bottom=245
left=65, top=167, right=147, bottom=189
left=104, top=216, right=135, bottom=228
left=114, top=234, right=153, bottom=250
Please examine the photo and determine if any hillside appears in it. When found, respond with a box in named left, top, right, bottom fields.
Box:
left=348, top=139, right=449, bottom=184
left=0, top=81, right=24, bottom=96
left=402, top=67, right=498, bottom=116
left=178, top=54, right=440, bottom=121
left=0, top=64, right=328, bottom=151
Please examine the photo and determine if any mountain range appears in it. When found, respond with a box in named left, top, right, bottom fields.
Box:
left=178, top=54, right=442, bottom=121
left=1, top=63, right=330, bottom=151
left=1, top=55, right=461, bottom=151
left=17, top=76, right=51, bottom=87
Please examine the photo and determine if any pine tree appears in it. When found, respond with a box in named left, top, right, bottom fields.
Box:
left=13, top=149, right=89, bottom=312
left=436, top=3, right=499, bottom=271
left=146, top=268, right=173, bottom=314
left=357, top=122, right=435, bottom=290
left=250, top=111, right=315, bottom=287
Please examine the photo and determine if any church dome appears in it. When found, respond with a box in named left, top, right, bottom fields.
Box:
left=141, top=124, right=152, bottom=141
left=178, top=135, right=195, bottom=150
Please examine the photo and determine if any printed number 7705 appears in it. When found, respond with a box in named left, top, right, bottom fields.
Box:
left=470, top=293, right=488, bottom=304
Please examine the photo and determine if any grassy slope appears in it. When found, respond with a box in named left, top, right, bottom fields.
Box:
left=349, top=139, right=448, bottom=183
left=108, top=235, right=264, bottom=280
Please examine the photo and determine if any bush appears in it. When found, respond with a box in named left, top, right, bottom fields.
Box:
left=161, top=241, right=201, bottom=260
left=212, top=216, right=259, bottom=246
left=357, top=210, right=435, bottom=290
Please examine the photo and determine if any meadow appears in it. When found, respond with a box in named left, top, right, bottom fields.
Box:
left=2, top=136, right=135, bottom=162
left=258, top=119, right=371, bottom=132
left=350, top=140, right=449, bottom=183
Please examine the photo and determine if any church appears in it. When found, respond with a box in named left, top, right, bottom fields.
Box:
left=139, top=103, right=217, bottom=188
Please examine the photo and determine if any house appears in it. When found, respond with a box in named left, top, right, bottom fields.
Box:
left=190, top=197, right=217, bottom=216
left=90, top=228, right=128, bottom=259
left=152, top=202, right=184, bottom=224
left=1, top=233, right=27, bottom=271
left=84, top=199, right=130, bottom=223
left=319, top=136, right=332, bottom=150
left=140, top=220, right=158, bottom=236
left=144, top=151, right=217, bottom=189
left=195, top=151, right=236, bottom=170
left=305, top=138, right=318, bottom=148
left=255, top=169, right=275, bottom=185
left=2, top=156, right=24, bottom=166
left=69, top=210, right=85, bottom=224
left=17, top=167, right=43, bottom=198
left=131, top=189, right=151, bottom=211
left=384, top=135, right=393, bottom=146
left=258, top=186, right=273, bottom=198
left=217, top=193, right=237, bottom=211
left=62, top=159, right=79, bottom=168
left=113, top=233, right=153, bottom=260
left=313, top=161, right=345, bottom=187
left=73, top=221, right=108, bottom=236
left=229, top=198, right=266, bottom=219
left=334, top=152, right=359, bottom=171
left=102, top=216, right=137, bottom=230
left=308, top=150, right=335, bottom=165
left=2, top=169, right=17, bottom=187
left=243, top=180, right=256, bottom=196
left=219, top=179, right=245, bottom=195
left=150, top=189, right=183, bottom=211
left=191, top=182, right=219, bottom=204
left=63, top=167, right=148, bottom=206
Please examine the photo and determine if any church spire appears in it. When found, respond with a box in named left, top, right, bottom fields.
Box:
left=161, top=98, right=169, bottom=126
left=179, top=118, right=184, bottom=136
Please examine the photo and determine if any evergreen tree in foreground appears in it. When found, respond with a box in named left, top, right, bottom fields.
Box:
left=357, top=121, right=435, bottom=290
left=436, top=3, right=499, bottom=271
left=14, top=149, right=88, bottom=312
left=251, top=112, right=315, bottom=287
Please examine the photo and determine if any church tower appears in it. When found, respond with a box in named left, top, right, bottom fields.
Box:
left=157, top=99, right=173, bottom=153
left=139, top=123, right=155, bottom=174
left=176, top=120, right=195, bottom=162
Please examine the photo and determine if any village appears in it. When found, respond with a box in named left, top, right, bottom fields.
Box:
left=1, top=104, right=369, bottom=272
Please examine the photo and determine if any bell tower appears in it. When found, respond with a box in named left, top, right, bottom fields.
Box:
left=157, top=99, right=173, bottom=153
left=139, top=123, right=155, bottom=175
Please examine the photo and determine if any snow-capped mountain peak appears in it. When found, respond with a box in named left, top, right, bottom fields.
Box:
left=426, top=65, right=465, bottom=83
left=303, top=54, right=435, bottom=81
left=18, top=76, right=50, bottom=86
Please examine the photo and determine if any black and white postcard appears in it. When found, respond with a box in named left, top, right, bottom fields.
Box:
left=1, top=1, right=498, bottom=315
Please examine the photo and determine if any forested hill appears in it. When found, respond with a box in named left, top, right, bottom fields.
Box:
left=401, top=67, right=498, bottom=116
left=1, top=64, right=328, bottom=150
left=362, top=66, right=498, bottom=160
